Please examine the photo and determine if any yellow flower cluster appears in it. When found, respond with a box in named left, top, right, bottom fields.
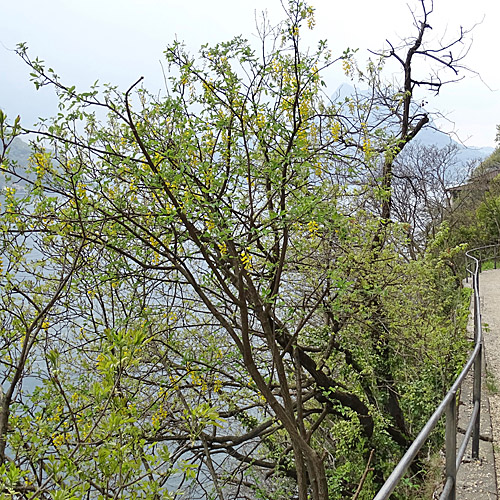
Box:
left=3, top=186, right=16, bottom=213
left=308, top=220, right=319, bottom=238
left=202, top=78, right=214, bottom=95
left=203, top=166, right=214, bottom=187
left=30, top=151, right=51, bottom=178
left=166, top=312, right=178, bottom=324
left=296, top=127, right=309, bottom=154
left=302, top=5, right=316, bottom=30
left=360, top=122, right=372, bottom=156
left=255, top=113, right=266, bottom=129
left=240, top=250, right=252, bottom=270
left=168, top=375, right=180, bottom=391
left=218, top=242, right=227, bottom=255
left=47, top=405, right=63, bottom=423
left=152, top=251, right=160, bottom=265
left=213, top=376, right=222, bottom=393
left=76, top=182, right=87, bottom=199
left=314, top=161, right=323, bottom=177
left=187, top=368, right=222, bottom=394
left=96, top=352, right=106, bottom=371
left=363, top=135, right=372, bottom=155
left=330, top=121, right=341, bottom=142
left=151, top=402, right=169, bottom=428
left=190, top=370, right=206, bottom=389
left=52, top=431, right=71, bottom=448
left=206, top=219, right=215, bottom=232
left=272, top=59, right=282, bottom=74
left=342, top=59, right=354, bottom=77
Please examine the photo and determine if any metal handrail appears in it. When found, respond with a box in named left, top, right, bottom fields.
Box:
left=373, top=244, right=498, bottom=500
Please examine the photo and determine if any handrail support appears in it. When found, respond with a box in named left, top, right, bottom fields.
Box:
left=472, top=341, right=482, bottom=459
left=445, top=390, right=457, bottom=500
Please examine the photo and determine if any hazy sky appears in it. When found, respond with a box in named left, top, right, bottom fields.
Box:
left=1, top=0, right=499, bottom=147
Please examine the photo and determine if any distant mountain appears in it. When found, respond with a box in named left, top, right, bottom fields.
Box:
left=7, top=136, right=32, bottom=166
left=413, top=126, right=493, bottom=167
left=1, top=136, right=33, bottom=190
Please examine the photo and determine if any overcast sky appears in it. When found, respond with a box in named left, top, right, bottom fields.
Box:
left=1, top=0, right=499, bottom=148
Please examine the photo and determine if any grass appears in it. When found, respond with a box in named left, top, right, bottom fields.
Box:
left=405, top=452, right=445, bottom=500
left=480, top=260, right=499, bottom=271
left=486, top=369, right=499, bottom=394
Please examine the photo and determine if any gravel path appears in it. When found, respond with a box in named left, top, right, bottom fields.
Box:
left=479, top=269, right=500, bottom=490
left=454, top=269, right=499, bottom=499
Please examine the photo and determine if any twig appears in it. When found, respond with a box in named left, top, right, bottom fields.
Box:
left=352, top=449, right=375, bottom=500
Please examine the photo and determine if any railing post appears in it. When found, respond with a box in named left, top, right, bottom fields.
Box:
left=472, top=342, right=482, bottom=459
left=473, top=288, right=478, bottom=343
left=445, top=390, right=457, bottom=500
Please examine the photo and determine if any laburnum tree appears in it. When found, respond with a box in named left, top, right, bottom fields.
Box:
left=0, top=1, right=472, bottom=499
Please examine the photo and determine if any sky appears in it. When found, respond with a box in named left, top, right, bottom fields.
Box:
left=1, top=0, right=499, bottom=148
